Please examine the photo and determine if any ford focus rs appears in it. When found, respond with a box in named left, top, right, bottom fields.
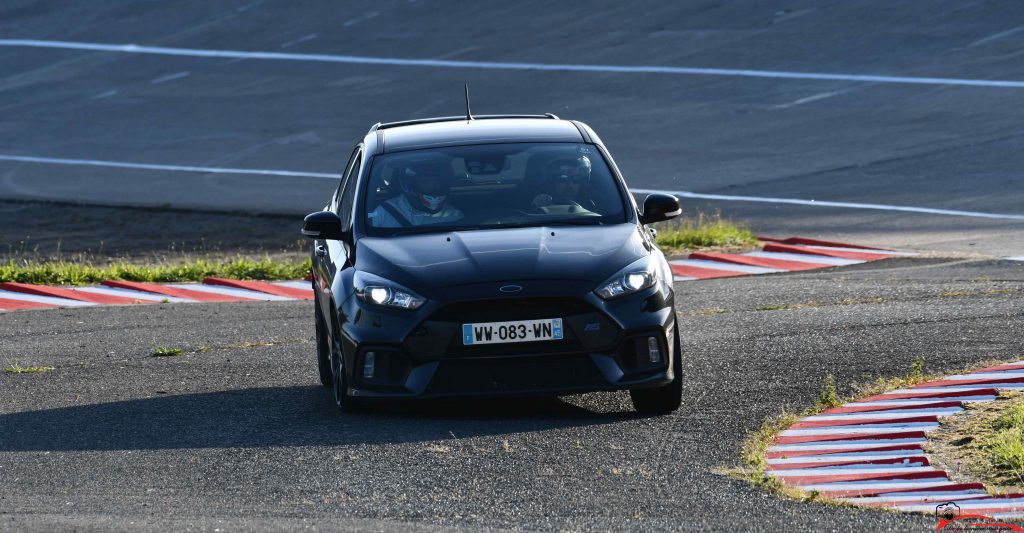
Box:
left=303, top=114, right=682, bottom=413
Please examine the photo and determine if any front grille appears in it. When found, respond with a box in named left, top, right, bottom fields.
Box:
left=428, top=355, right=604, bottom=394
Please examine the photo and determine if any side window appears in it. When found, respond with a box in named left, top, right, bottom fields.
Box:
left=337, top=150, right=362, bottom=231
left=332, top=147, right=360, bottom=211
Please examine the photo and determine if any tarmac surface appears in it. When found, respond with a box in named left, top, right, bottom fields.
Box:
left=1, top=1, right=1023, bottom=254
left=2, top=257, right=1023, bottom=531
left=3, top=2, right=1024, bottom=530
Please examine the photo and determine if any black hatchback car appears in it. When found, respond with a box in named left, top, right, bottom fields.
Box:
left=302, top=114, right=682, bottom=413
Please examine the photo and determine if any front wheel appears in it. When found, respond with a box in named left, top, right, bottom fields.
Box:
left=314, top=300, right=332, bottom=387
left=330, top=330, right=363, bottom=412
left=630, top=321, right=683, bottom=414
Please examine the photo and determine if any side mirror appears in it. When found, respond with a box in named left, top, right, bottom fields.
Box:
left=639, top=193, right=681, bottom=225
left=301, top=211, right=346, bottom=240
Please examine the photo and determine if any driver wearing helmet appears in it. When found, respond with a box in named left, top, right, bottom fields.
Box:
left=369, top=157, right=463, bottom=228
left=531, top=155, right=592, bottom=210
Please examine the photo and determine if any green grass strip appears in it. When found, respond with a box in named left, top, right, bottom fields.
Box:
left=653, top=213, right=758, bottom=252
left=987, top=401, right=1024, bottom=479
left=0, top=256, right=311, bottom=286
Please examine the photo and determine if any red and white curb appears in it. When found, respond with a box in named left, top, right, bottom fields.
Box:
left=766, top=360, right=1024, bottom=518
left=0, top=278, right=313, bottom=312
left=0, top=236, right=911, bottom=312
left=671, top=236, right=913, bottom=281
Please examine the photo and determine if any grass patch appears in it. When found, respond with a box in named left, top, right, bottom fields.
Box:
left=929, top=392, right=1024, bottom=491
left=0, top=256, right=311, bottom=286
left=986, top=402, right=1024, bottom=484
left=4, top=360, right=54, bottom=374
left=817, top=374, right=841, bottom=410
left=849, top=356, right=933, bottom=398
left=653, top=212, right=758, bottom=253
left=687, top=308, right=728, bottom=316
left=151, top=347, right=184, bottom=357
left=755, top=301, right=820, bottom=312
left=840, top=296, right=886, bottom=305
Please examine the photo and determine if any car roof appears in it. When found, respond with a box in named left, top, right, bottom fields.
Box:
left=371, top=116, right=585, bottom=153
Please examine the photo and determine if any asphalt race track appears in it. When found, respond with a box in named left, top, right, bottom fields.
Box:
left=1, top=1, right=1023, bottom=254
left=1, top=259, right=1022, bottom=531
left=3, top=1, right=1024, bottom=531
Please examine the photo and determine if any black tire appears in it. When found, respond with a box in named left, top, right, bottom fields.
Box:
left=314, top=300, right=332, bottom=387
left=630, top=321, right=683, bottom=414
left=329, top=323, right=363, bottom=412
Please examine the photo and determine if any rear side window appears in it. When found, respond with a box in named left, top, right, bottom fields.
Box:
left=337, top=150, right=362, bottom=231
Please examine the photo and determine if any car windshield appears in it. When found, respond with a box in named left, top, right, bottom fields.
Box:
left=362, top=143, right=628, bottom=235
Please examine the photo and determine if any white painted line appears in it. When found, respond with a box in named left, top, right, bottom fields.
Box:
left=769, top=439, right=926, bottom=452
left=166, top=283, right=293, bottom=301
left=989, top=511, right=1024, bottom=519
left=945, top=372, right=1024, bottom=380
left=673, top=276, right=698, bottom=282
left=840, top=490, right=989, bottom=504
left=771, top=466, right=939, bottom=477
left=342, top=11, right=379, bottom=27
left=803, top=480, right=952, bottom=492
left=1007, top=256, right=1024, bottom=261
left=773, top=459, right=929, bottom=469
left=853, top=397, right=996, bottom=405
left=273, top=281, right=314, bottom=291
left=631, top=188, right=1024, bottom=221
left=780, top=424, right=939, bottom=436
left=5, top=39, right=1024, bottom=89
left=772, top=90, right=844, bottom=109
left=896, top=499, right=1024, bottom=512
left=801, top=245, right=911, bottom=256
left=889, top=386, right=1013, bottom=394
left=281, top=33, right=318, bottom=48
left=150, top=71, right=190, bottom=84
left=893, top=386, right=1024, bottom=393
left=967, top=25, right=1024, bottom=48
left=74, top=286, right=193, bottom=303
left=767, top=452, right=925, bottom=464
left=0, top=290, right=95, bottom=307
left=0, top=154, right=338, bottom=179
left=1, top=151, right=1021, bottom=222
left=745, top=251, right=863, bottom=266
left=669, top=259, right=783, bottom=274
left=804, top=409, right=960, bottom=420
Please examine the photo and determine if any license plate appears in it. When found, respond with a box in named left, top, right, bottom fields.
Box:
left=462, top=318, right=563, bottom=345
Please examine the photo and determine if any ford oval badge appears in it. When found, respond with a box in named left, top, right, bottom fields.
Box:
left=499, top=284, right=523, bottom=293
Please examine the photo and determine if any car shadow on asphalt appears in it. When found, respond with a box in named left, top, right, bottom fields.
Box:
left=0, top=386, right=647, bottom=452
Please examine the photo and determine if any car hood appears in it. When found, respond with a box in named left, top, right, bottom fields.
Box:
left=356, top=224, right=650, bottom=293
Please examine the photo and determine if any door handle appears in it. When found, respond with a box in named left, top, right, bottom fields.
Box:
left=315, top=245, right=327, bottom=257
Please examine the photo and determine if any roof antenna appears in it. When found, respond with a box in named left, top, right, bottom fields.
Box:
left=464, top=83, right=474, bottom=121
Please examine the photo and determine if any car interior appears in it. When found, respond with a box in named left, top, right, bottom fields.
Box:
left=364, top=144, right=625, bottom=228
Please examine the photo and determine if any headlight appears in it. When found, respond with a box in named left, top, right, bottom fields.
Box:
left=595, top=257, right=659, bottom=299
left=354, top=271, right=425, bottom=310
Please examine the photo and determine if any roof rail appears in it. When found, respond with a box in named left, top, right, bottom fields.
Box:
left=369, top=114, right=560, bottom=132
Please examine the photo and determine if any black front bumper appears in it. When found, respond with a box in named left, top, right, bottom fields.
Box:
left=336, top=284, right=677, bottom=400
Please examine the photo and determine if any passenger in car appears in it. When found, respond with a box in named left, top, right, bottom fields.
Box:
left=369, top=158, right=464, bottom=227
